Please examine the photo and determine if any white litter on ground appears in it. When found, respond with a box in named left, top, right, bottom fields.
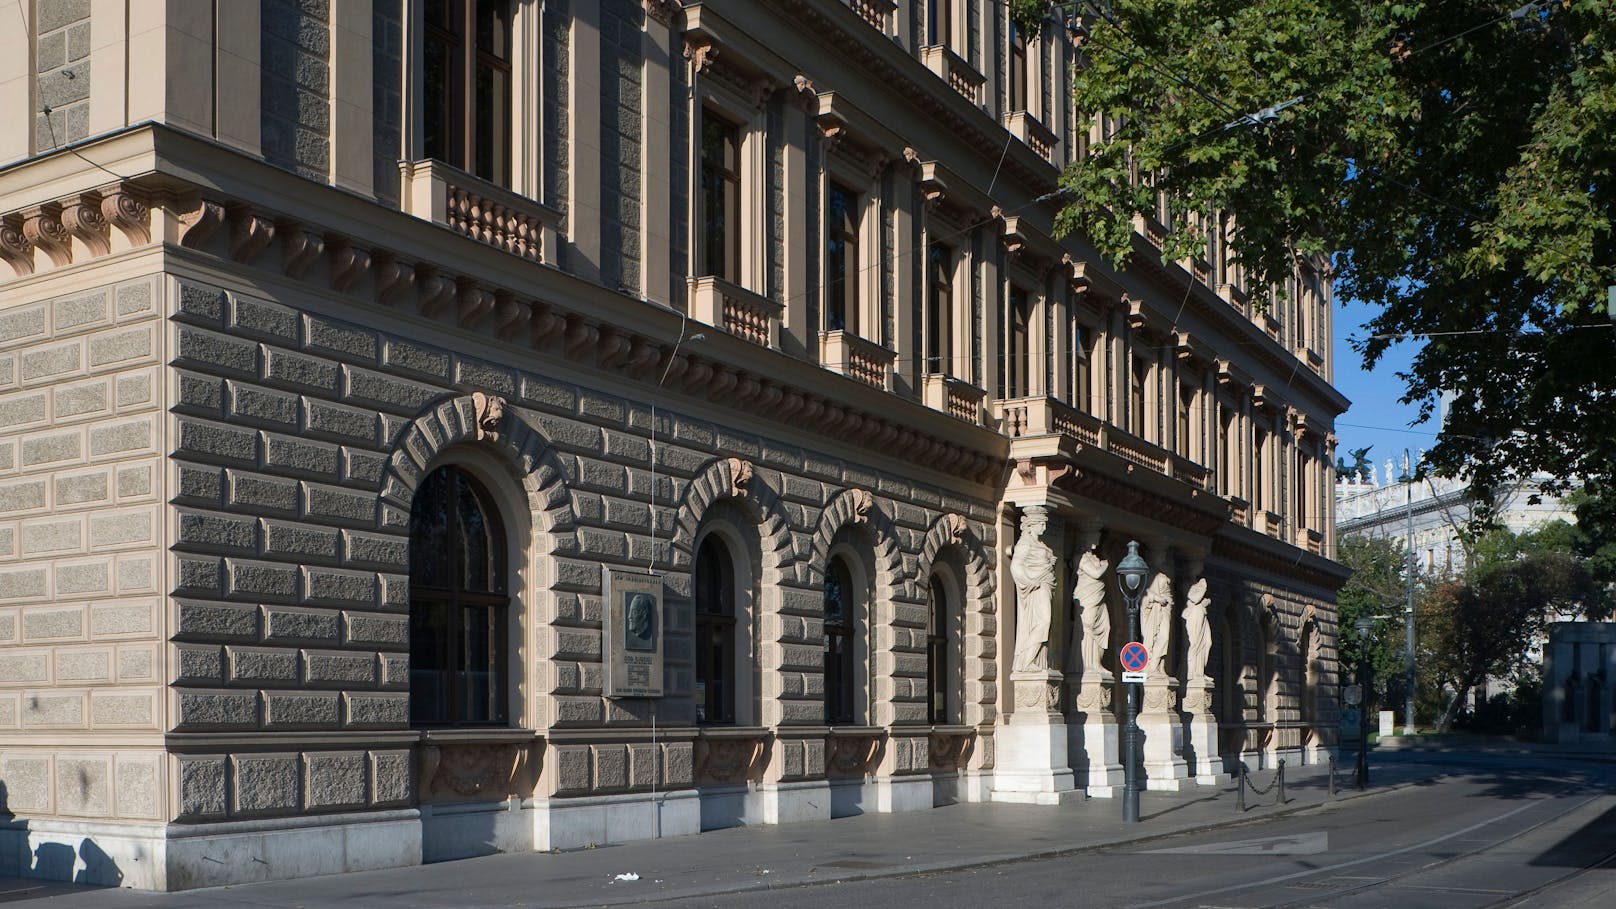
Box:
left=613, top=873, right=640, bottom=882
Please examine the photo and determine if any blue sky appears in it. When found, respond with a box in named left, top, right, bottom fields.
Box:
left=1330, top=295, right=1438, bottom=478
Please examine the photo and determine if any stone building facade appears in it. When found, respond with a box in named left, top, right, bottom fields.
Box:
left=0, top=0, right=1347, bottom=890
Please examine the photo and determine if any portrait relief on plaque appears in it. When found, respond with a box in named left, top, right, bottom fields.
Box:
left=605, top=569, right=665, bottom=697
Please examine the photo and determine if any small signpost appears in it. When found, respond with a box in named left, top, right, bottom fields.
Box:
left=1120, top=641, right=1148, bottom=683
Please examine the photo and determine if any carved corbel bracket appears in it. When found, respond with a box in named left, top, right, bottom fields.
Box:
left=642, top=0, right=681, bottom=27
left=373, top=254, right=416, bottom=306
left=530, top=301, right=565, bottom=345
left=21, top=204, right=72, bottom=267
left=456, top=280, right=494, bottom=326
left=228, top=206, right=276, bottom=263
left=945, top=512, right=968, bottom=543
left=176, top=197, right=226, bottom=248
left=418, top=271, right=457, bottom=317
left=563, top=312, right=599, bottom=359
left=282, top=227, right=324, bottom=278
left=684, top=38, right=717, bottom=73
left=328, top=240, right=371, bottom=292
left=596, top=326, right=632, bottom=370
left=61, top=193, right=111, bottom=258
left=100, top=185, right=151, bottom=246
left=0, top=216, right=35, bottom=276
left=493, top=293, right=530, bottom=339
left=1123, top=294, right=1148, bottom=333
left=849, top=487, right=874, bottom=523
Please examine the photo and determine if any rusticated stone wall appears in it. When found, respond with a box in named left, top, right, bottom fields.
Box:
left=32, top=0, right=92, bottom=151
left=0, top=274, right=165, bottom=825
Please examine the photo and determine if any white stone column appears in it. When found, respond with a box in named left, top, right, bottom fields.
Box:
left=1065, top=519, right=1120, bottom=797
left=993, top=506, right=1080, bottom=804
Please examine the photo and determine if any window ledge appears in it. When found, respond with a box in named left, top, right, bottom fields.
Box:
left=689, top=276, right=782, bottom=348
left=922, top=373, right=986, bottom=423
left=927, top=725, right=976, bottom=772
left=420, top=727, right=541, bottom=746
left=825, top=726, right=885, bottom=777
left=400, top=159, right=561, bottom=264
left=695, top=726, right=771, bottom=785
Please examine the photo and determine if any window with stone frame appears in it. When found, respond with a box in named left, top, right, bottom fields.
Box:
left=423, top=0, right=513, bottom=186
left=1130, top=356, right=1149, bottom=438
left=826, top=182, right=861, bottom=333
left=694, top=534, right=737, bottom=725
left=927, top=0, right=952, bottom=46
left=700, top=107, right=743, bottom=283
left=925, top=241, right=955, bottom=375
left=1008, top=18, right=1029, bottom=113
left=824, top=556, right=858, bottom=725
left=1072, top=319, right=1093, bottom=412
left=1254, top=426, right=1269, bottom=513
left=409, top=465, right=510, bottom=726
left=1002, top=286, right=1031, bottom=398
left=1177, top=382, right=1195, bottom=459
left=926, top=575, right=952, bottom=724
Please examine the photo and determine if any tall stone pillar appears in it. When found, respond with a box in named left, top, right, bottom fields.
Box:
left=1066, top=521, right=1121, bottom=796
left=993, top=506, right=1080, bottom=804
left=1176, top=552, right=1224, bottom=785
left=1137, top=543, right=1190, bottom=791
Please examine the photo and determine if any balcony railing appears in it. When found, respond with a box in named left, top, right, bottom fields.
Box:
left=1133, top=211, right=1168, bottom=249
left=1227, top=496, right=1250, bottom=525
left=819, top=330, right=895, bottom=389
left=992, top=396, right=1214, bottom=492
left=1263, top=510, right=1285, bottom=537
left=921, top=44, right=985, bottom=106
left=1004, top=110, right=1058, bottom=163
left=1296, top=526, right=1324, bottom=555
left=922, top=373, right=987, bottom=424
left=401, top=160, right=561, bottom=264
left=689, top=276, right=782, bottom=348
left=841, top=0, right=894, bottom=32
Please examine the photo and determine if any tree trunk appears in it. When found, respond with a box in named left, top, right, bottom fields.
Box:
left=1436, top=679, right=1475, bottom=733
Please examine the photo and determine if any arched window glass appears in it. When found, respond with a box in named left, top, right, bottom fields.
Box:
left=824, top=558, right=856, bottom=725
left=695, top=535, right=736, bottom=725
left=410, top=465, right=509, bottom=727
left=927, top=576, right=950, bottom=724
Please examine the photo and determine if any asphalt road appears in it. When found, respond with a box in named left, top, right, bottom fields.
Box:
left=670, top=758, right=1616, bottom=909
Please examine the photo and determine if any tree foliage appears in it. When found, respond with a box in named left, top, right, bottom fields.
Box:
left=1058, top=0, right=1616, bottom=499
left=1335, top=534, right=1413, bottom=702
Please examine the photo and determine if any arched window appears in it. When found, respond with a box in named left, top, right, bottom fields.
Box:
left=824, top=557, right=857, bottom=725
left=694, top=535, right=736, bottom=725
left=409, top=465, right=509, bottom=726
left=926, top=575, right=951, bottom=724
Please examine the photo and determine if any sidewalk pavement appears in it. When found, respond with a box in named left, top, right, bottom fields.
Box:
left=2, top=754, right=1454, bottom=908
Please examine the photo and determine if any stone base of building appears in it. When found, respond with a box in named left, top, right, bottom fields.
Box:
left=422, top=799, right=532, bottom=862
left=531, top=790, right=702, bottom=851
left=0, top=810, right=424, bottom=891
left=1139, top=711, right=1191, bottom=791
left=1181, top=713, right=1224, bottom=785
left=875, top=774, right=934, bottom=813
left=758, top=779, right=834, bottom=825
left=1068, top=712, right=1123, bottom=798
left=991, top=720, right=1081, bottom=803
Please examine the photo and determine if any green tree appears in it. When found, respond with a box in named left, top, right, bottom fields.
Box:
left=1335, top=534, right=1412, bottom=706
left=1054, top=0, right=1616, bottom=499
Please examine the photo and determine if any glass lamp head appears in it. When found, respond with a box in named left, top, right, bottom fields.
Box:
left=1116, top=540, right=1150, bottom=596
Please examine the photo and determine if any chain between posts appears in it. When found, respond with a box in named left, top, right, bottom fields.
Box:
left=1235, top=759, right=1286, bottom=811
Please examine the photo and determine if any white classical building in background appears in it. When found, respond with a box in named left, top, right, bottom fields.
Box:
left=1, top=0, right=1347, bottom=890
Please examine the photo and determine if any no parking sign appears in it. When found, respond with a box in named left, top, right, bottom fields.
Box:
left=1120, top=641, right=1148, bottom=683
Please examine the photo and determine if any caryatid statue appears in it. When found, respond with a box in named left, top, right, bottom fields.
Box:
left=1183, top=578, right=1212, bottom=684
left=1072, top=550, right=1110, bottom=674
left=1140, top=572, right=1174, bottom=678
left=1010, top=507, right=1058, bottom=674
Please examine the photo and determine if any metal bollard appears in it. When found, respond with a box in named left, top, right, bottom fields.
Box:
left=1327, top=756, right=1336, bottom=797
left=1277, top=759, right=1286, bottom=806
left=1235, top=762, right=1246, bottom=812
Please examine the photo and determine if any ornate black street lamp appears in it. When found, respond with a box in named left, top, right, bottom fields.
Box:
left=1116, top=540, right=1151, bottom=823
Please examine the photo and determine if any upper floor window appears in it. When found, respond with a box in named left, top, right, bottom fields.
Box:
left=1008, top=21, right=1029, bottom=112
left=695, top=535, right=737, bottom=725
left=1072, top=322, right=1093, bottom=412
left=701, top=109, right=742, bottom=282
left=424, top=0, right=513, bottom=186
left=409, top=465, right=509, bottom=726
left=1218, top=404, right=1237, bottom=497
left=1254, top=427, right=1269, bottom=512
left=826, top=183, right=861, bottom=333
left=1177, top=383, right=1195, bottom=459
left=1130, top=357, right=1149, bottom=437
left=927, top=0, right=952, bottom=46
left=926, top=242, right=954, bottom=374
left=824, top=557, right=857, bottom=725
left=1003, top=287, right=1031, bottom=398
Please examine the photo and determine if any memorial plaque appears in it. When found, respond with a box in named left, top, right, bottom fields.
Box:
left=605, top=569, right=665, bottom=698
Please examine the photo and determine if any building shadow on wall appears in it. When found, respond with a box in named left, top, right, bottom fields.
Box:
left=0, top=781, right=124, bottom=894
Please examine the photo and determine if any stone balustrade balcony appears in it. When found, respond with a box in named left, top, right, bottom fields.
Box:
left=401, top=159, right=561, bottom=265
left=1003, top=110, right=1058, bottom=163
left=922, top=373, right=987, bottom=424
left=819, top=329, right=896, bottom=389
left=689, top=276, right=782, bottom=348
left=841, top=0, right=895, bottom=32
left=992, top=395, right=1214, bottom=493
left=921, top=44, right=985, bottom=106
